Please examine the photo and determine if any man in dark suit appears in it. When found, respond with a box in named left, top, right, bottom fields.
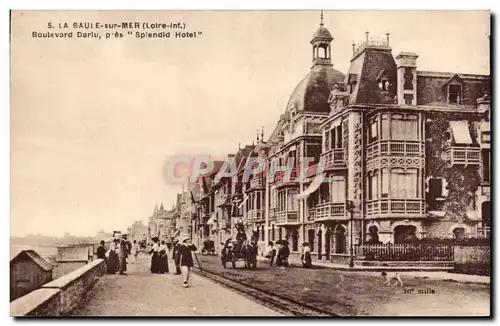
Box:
left=172, top=238, right=181, bottom=275
left=97, top=240, right=107, bottom=260
left=118, top=236, right=129, bottom=275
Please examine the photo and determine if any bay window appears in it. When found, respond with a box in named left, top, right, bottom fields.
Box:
left=390, top=168, right=419, bottom=198
left=330, top=177, right=346, bottom=202
left=369, top=117, right=379, bottom=143
left=381, top=168, right=389, bottom=198
left=391, top=114, right=418, bottom=140
left=381, top=114, right=390, bottom=139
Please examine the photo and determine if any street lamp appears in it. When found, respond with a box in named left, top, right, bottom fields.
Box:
left=346, top=200, right=355, bottom=268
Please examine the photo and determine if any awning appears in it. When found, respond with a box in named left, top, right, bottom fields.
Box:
left=295, top=174, right=325, bottom=200
left=450, top=121, right=473, bottom=145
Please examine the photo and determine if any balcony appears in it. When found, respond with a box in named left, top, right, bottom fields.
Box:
left=315, top=202, right=347, bottom=221
left=249, top=176, right=265, bottom=190
left=320, top=148, right=346, bottom=170
left=247, top=209, right=265, bottom=222
left=444, top=146, right=481, bottom=166
left=366, top=140, right=423, bottom=160
left=366, top=198, right=425, bottom=217
left=276, top=211, right=300, bottom=226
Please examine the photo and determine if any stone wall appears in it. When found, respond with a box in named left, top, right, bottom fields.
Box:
left=10, top=259, right=105, bottom=316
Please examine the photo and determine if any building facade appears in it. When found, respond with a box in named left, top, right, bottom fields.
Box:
left=171, top=16, right=490, bottom=263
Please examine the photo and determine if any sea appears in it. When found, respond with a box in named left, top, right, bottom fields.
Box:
left=10, top=244, right=58, bottom=261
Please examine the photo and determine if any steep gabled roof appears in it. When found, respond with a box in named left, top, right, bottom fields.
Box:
left=10, top=250, right=53, bottom=271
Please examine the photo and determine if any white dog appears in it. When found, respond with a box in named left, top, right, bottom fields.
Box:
left=381, top=271, right=404, bottom=287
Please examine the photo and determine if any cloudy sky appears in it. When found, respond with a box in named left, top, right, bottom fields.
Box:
left=11, top=10, right=490, bottom=237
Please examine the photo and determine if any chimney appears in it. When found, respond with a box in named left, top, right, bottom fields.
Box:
left=396, top=52, right=419, bottom=106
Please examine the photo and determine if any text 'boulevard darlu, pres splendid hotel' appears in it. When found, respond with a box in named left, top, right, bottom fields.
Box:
left=151, top=13, right=490, bottom=263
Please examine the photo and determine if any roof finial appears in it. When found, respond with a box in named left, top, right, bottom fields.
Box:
left=261, top=126, right=264, bottom=141
left=320, top=10, right=324, bottom=26
left=386, top=31, right=390, bottom=45
left=365, top=31, right=370, bottom=42
left=238, top=142, right=241, bottom=150
left=256, top=129, right=260, bottom=143
left=352, top=41, right=355, bottom=54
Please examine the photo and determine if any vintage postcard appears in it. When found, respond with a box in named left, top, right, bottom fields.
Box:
left=10, top=10, right=491, bottom=317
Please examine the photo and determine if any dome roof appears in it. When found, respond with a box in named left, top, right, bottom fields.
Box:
left=311, top=26, right=333, bottom=41
left=286, top=65, right=345, bottom=114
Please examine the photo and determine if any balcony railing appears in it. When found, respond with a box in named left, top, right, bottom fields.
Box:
left=315, top=202, right=347, bottom=221
left=249, top=176, right=265, bottom=189
left=320, top=148, right=346, bottom=169
left=444, top=146, right=481, bottom=166
left=366, top=198, right=425, bottom=217
left=247, top=209, right=265, bottom=222
left=276, top=211, right=300, bottom=225
left=366, top=140, right=423, bottom=159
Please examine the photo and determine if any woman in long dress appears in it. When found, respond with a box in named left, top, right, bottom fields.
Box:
left=150, top=238, right=160, bottom=273
left=158, top=240, right=169, bottom=274
left=106, top=242, right=119, bottom=274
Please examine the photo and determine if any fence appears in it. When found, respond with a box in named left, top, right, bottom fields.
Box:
left=355, top=243, right=454, bottom=261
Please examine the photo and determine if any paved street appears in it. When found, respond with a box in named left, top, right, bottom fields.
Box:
left=70, top=253, right=281, bottom=316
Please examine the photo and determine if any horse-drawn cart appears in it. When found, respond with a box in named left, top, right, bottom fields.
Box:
left=220, top=234, right=258, bottom=269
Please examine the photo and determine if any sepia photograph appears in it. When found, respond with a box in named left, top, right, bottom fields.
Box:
left=9, top=10, right=491, bottom=317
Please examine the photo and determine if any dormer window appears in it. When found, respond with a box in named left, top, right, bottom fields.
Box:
left=448, top=84, right=462, bottom=104
left=348, top=74, right=358, bottom=94
left=443, top=74, right=464, bottom=105
left=376, top=70, right=390, bottom=92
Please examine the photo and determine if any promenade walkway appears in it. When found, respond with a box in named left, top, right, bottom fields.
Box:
left=71, top=253, right=281, bottom=316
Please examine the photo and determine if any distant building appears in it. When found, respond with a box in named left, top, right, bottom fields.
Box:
left=10, top=250, right=53, bottom=302
left=148, top=203, right=177, bottom=243
left=126, top=221, right=148, bottom=243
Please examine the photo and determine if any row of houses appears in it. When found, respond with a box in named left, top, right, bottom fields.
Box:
left=160, top=16, right=491, bottom=262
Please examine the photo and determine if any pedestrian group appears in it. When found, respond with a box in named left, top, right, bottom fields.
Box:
left=97, top=233, right=198, bottom=288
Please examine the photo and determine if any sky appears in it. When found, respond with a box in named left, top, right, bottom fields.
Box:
left=10, top=10, right=490, bottom=237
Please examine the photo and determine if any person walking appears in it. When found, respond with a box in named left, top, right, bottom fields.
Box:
left=172, top=238, right=182, bottom=275
left=265, top=241, right=277, bottom=266
left=130, top=240, right=139, bottom=264
left=118, top=236, right=128, bottom=275
left=179, top=235, right=197, bottom=288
